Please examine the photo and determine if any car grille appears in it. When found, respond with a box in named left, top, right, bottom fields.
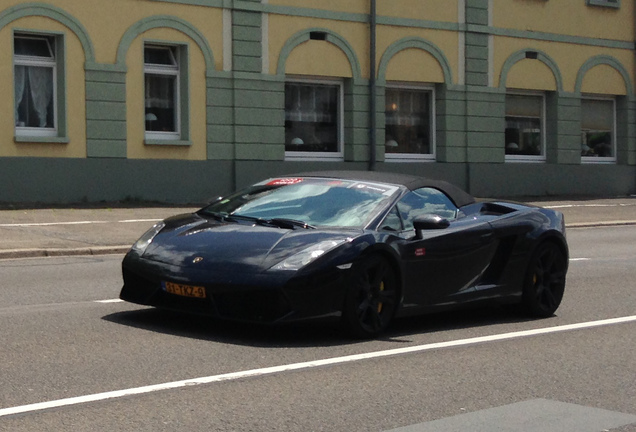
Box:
left=213, top=289, right=291, bottom=322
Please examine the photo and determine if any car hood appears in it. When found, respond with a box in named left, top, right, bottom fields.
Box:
left=142, top=213, right=360, bottom=273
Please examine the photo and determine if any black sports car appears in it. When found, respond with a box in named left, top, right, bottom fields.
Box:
left=120, top=171, right=568, bottom=338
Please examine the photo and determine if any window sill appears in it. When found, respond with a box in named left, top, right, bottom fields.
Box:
left=586, top=0, right=620, bottom=8
left=505, top=155, right=546, bottom=163
left=285, top=152, right=344, bottom=162
left=581, top=157, right=617, bottom=164
left=385, top=154, right=436, bottom=163
left=14, top=136, right=69, bottom=144
left=144, top=139, right=192, bottom=146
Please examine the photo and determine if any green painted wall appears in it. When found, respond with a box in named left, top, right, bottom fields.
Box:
left=0, top=158, right=234, bottom=205
left=1, top=157, right=634, bottom=205
left=465, top=90, right=505, bottom=163
left=546, top=93, right=581, bottom=165
left=344, top=81, right=375, bottom=162
left=469, top=163, right=636, bottom=198
left=232, top=9, right=262, bottom=73
left=617, top=98, right=636, bottom=165
left=85, top=68, right=128, bottom=158
left=233, top=77, right=285, bottom=160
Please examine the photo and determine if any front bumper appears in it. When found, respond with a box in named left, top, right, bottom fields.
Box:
left=120, top=252, right=350, bottom=323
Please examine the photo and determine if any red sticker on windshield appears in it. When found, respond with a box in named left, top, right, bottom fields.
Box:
left=267, top=178, right=304, bottom=186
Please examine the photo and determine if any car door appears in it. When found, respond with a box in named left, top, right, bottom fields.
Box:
left=394, top=188, right=498, bottom=307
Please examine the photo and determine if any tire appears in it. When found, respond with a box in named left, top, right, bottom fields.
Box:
left=522, top=241, right=567, bottom=317
left=342, top=254, right=398, bottom=338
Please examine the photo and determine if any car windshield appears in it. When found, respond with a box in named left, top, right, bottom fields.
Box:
left=200, top=177, right=401, bottom=228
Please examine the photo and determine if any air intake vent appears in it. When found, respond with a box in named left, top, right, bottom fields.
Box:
left=309, top=31, right=327, bottom=41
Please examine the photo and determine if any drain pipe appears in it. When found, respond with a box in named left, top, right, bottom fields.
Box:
left=368, top=0, right=377, bottom=171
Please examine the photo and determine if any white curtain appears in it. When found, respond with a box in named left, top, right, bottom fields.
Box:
left=285, top=84, right=335, bottom=123
left=145, top=75, right=174, bottom=109
left=14, top=66, right=26, bottom=125
left=27, top=66, right=54, bottom=127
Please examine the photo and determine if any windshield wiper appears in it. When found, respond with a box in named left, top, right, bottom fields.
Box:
left=266, top=218, right=315, bottom=230
left=197, top=210, right=235, bottom=223
left=230, top=214, right=315, bottom=230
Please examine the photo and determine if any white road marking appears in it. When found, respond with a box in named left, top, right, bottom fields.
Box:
left=570, top=258, right=590, bottom=261
left=94, top=299, right=124, bottom=304
left=544, top=203, right=636, bottom=209
left=0, top=219, right=160, bottom=228
left=119, top=219, right=162, bottom=223
left=0, top=221, right=109, bottom=227
left=1, top=315, right=635, bottom=418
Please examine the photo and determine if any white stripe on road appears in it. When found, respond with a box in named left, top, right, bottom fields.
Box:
left=0, top=219, right=161, bottom=228
left=569, top=258, right=590, bottom=261
left=544, top=203, right=636, bottom=209
left=94, top=299, right=124, bottom=304
left=0, top=221, right=109, bottom=227
left=1, top=315, right=635, bottom=418
left=119, top=219, right=162, bottom=223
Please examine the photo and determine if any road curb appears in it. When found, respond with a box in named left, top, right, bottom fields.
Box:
left=0, top=246, right=130, bottom=260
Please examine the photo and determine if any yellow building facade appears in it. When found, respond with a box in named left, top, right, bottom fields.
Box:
left=0, top=0, right=634, bottom=203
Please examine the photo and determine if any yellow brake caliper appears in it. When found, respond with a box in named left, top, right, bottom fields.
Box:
left=377, top=281, right=384, bottom=313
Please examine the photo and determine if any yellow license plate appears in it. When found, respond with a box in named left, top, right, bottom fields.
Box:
left=164, top=281, right=206, bottom=299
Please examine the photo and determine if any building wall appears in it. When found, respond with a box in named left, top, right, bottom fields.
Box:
left=0, top=0, right=634, bottom=205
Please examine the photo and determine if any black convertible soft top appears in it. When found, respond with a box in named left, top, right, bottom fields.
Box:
left=289, top=170, right=476, bottom=208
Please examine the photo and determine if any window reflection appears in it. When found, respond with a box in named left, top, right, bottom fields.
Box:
left=203, top=179, right=400, bottom=228
left=505, top=94, right=543, bottom=157
left=285, top=82, right=340, bottom=153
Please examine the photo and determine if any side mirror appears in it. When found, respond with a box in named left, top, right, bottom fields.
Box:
left=413, top=215, right=450, bottom=238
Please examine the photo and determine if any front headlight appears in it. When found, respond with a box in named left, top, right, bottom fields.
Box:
left=131, top=221, right=165, bottom=253
left=271, top=239, right=348, bottom=271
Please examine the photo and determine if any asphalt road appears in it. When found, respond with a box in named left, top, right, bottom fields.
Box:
left=0, top=226, right=635, bottom=431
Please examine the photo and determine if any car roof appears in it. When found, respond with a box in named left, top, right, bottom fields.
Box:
left=288, top=170, right=476, bottom=208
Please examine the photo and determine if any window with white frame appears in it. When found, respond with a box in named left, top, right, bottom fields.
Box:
left=284, top=80, right=342, bottom=158
left=581, top=97, right=615, bottom=161
left=144, top=45, right=180, bottom=140
left=505, top=93, right=545, bottom=160
left=14, top=34, right=57, bottom=136
left=385, top=86, right=434, bottom=160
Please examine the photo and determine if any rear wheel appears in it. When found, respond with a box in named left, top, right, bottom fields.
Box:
left=342, top=254, right=398, bottom=338
left=522, top=242, right=567, bottom=317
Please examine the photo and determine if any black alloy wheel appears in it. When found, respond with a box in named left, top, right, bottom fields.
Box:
left=343, top=254, right=398, bottom=338
left=522, top=241, right=567, bottom=317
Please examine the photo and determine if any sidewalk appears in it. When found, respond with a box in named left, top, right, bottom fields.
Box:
left=1, top=198, right=635, bottom=260
left=0, top=207, right=198, bottom=259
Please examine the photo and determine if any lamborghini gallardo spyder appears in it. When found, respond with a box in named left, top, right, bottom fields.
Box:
left=120, top=171, right=569, bottom=338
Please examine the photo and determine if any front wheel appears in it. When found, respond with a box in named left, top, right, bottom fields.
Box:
left=522, top=241, right=567, bottom=317
left=342, top=254, right=398, bottom=338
